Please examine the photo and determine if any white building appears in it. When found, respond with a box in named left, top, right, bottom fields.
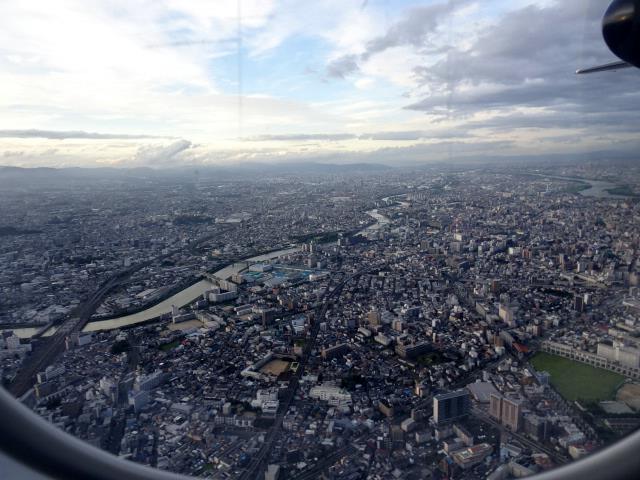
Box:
left=134, top=370, right=165, bottom=391
left=6, top=334, right=21, bottom=350
left=37, top=365, right=65, bottom=384
left=261, top=400, right=279, bottom=416
left=207, top=288, right=238, bottom=303
left=309, top=383, right=352, bottom=407
left=251, top=388, right=279, bottom=408
left=597, top=341, right=640, bottom=368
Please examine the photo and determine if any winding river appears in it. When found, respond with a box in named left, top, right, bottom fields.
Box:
left=530, top=173, right=632, bottom=199
left=83, top=247, right=301, bottom=332
left=83, top=216, right=391, bottom=333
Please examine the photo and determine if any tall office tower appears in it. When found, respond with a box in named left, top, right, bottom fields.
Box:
left=489, top=393, right=503, bottom=420
left=433, top=390, right=471, bottom=425
left=489, top=394, right=522, bottom=431
left=574, top=295, right=585, bottom=312
left=367, top=308, right=381, bottom=327
left=501, top=397, right=523, bottom=431
left=498, top=304, right=514, bottom=325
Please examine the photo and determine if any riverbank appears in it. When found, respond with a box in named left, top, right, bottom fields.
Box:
left=526, top=173, right=633, bottom=199
left=83, top=246, right=302, bottom=332
left=83, top=279, right=216, bottom=332
left=5, top=207, right=391, bottom=337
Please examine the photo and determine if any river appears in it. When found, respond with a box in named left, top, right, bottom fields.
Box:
left=82, top=247, right=301, bottom=332
left=530, top=173, right=632, bottom=199
left=361, top=209, right=391, bottom=233
left=84, top=222, right=392, bottom=332
left=5, top=218, right=388, bottom=337
left=9, top=326, right=58, bottom=339
left=82, top=279, right=215, bottom=332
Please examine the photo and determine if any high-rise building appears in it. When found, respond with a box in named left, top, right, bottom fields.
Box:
left=134, top=370, right=165, bottom=392
left=499, top=304, right=515, bottom=326
left=395, top=341, right=431, bottom=359
left=128, top=390, right=150, bottom=412
left=490, top=393, right=522, bottom=431
left=501, top=397, right=522, bottom=431
left=433, top=390, right=470, bottom=425
left=391, top=424, right=405, bottom=448
left=489, top=393, right=502, bottom=420
left=574, top=295, right=585, bottom=312
left=367, top=309, right=381, bottom=326
left=524, top=414, right=548, bottom=441
left=559, top=253, right=566, bottom=268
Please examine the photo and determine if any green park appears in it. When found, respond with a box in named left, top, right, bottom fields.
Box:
left=531, top=352, right=625, bottom=403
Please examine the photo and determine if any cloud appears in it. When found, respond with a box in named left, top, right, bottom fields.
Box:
left=326, top=0, right=468, bottom=79
left=326, top=54, right=360, bottom=78
left=132, top=139, right=192, bottom=166
left=0, top=129, right=171, bottom=140
left=249, top=133, right=357, bottom=141
left=361, top=130, right=469, bottom=141
left=362, top=0, right=467, bottom=58
left=248, top=130, right=472, bottom=142
left=1, top=0, right=638, bottom=168
left=404, top=0, right=640, bottom=135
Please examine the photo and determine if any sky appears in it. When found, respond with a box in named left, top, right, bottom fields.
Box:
left=0, top=0, right=638, bottom=168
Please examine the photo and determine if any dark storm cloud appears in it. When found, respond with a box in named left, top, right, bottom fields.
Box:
left=325, top=0, right=640, bottom=151
left=0, top=129, right=172, bottom=140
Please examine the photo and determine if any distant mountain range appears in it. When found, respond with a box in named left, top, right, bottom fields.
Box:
left=0, top=162, right=395, bottom=188
left=1, top=150, right=638, bottom=187
left=0, top=162, right=393, bottom=176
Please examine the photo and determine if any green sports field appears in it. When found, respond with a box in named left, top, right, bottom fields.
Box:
left=531, top=352, right=625, bottom=402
